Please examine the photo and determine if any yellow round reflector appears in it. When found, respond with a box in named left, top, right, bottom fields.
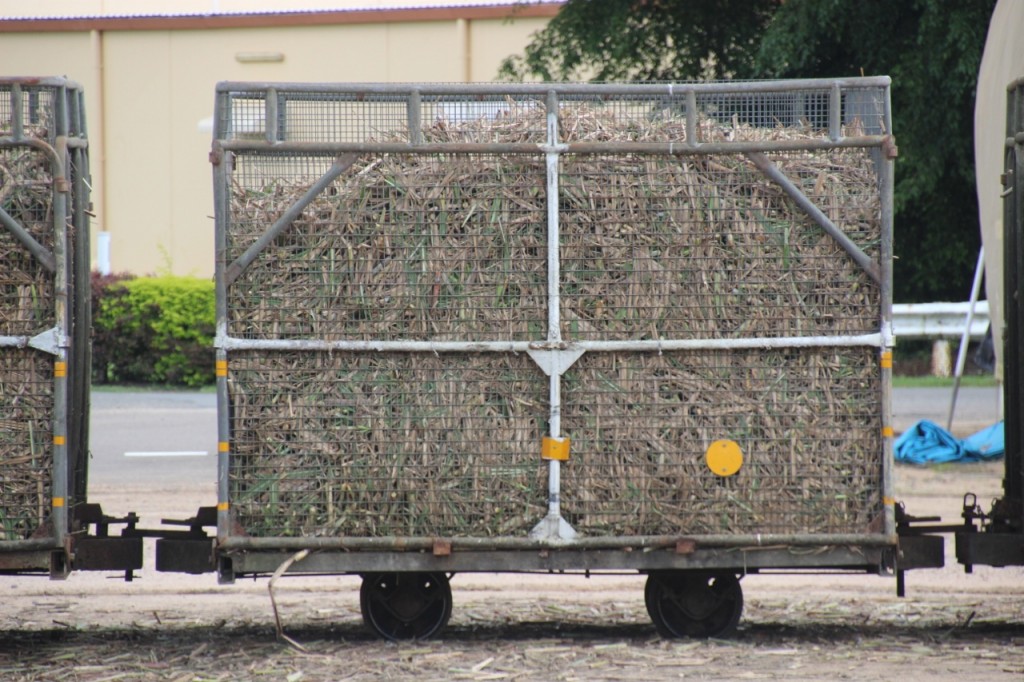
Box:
left=706, top=439, right=743, bottom=477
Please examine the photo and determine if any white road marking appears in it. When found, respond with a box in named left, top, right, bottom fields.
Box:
left=124, top=451, right=208, bottom=458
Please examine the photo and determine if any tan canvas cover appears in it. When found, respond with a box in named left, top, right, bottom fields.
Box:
left=975, top=0, right=1024, bottom=379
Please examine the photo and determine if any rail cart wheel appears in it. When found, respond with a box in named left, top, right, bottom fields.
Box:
left=644, top=571, right=743, bottom=639
left=359, top=572, right=453, bottom=641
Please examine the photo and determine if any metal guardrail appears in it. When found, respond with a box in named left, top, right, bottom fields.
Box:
left=892, top=301, right=990, bottom=340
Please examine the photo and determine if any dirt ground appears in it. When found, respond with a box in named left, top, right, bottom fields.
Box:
left=2, top=461, right=1022, bottom=681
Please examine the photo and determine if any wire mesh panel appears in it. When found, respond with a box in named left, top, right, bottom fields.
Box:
left=1, top=78, right=90, bottom=548
left=558, top=149, right=880, bottom=341
left=0, top=350, right=53, bottom=541
left=215, top=80, right=893, bottom=546
left=227, top=152, right=548, bottom=341
left=227, top=350, right=548, bottom=537
left=560, top=348, right=881, bottom=536
left=0, top=150, right=55, bottom=336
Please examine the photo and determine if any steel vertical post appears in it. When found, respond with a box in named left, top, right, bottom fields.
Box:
left=879, top=146, right=896, bottom=538
left=1004, top=81, right=1023, bottom=512
left=408, top=89, right=423, bottom=145
left=212, top=90, right=233, bottom=551
left=70, top=87, right=92, bottom=506
left=544, top=89, right=563, bottom=527
left=49, top=84, right=71, bottom=551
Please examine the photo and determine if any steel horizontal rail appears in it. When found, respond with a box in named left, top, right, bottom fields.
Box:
left=216, top=333, right=883, bottom=353
left=216, top=76, right=892, bottom=97
left=892, top=301, right=990, bottom=340
left=218, top=531, right=896, bottom=552
left=0, top=76, right=83, bottom=89
left=216, top=136, right=891, bottom=157
left=0, top=335, right=30, bottom=348
left=0, top=538, right=61, bottom=551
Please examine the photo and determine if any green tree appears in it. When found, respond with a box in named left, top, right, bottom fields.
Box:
left=499, top=0, right=778, bottom=81
left=756, top=0, right=996, bottom=302
left=93, top=276, right=215, bottom=387
left=503, top=0, right=997, bottom=302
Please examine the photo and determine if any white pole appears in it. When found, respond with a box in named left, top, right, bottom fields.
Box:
left=947, top=247, right=986, bottom=430
left=97, top=231, right=111, bottom=275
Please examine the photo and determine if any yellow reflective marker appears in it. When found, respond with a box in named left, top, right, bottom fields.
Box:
left=217, top=502, right=230, bottom=512
left=883, top=496, right=896, bottom=507
left=541, top=436, right=570, bottom=461
left=880, top=351, right=893, bottom=369
left=53, top=435, right=66, bottom=446
left=218, top=441, right=230, bottom=453
left=52, top=497, right=65, bottom=508
left=882, top=426, right=895, bottom=438
left=54, top=361, right=67, bottom=378
left=706, top=439, right=743, bottom=477
left=216, top=360, right=228, bottom=377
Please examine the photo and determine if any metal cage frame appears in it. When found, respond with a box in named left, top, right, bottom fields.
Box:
left=0, top=77, right=91, bottom=576
left=209, top=79, right=896, bottom=579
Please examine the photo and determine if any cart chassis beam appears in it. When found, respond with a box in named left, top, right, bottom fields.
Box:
left=218, top=545, right=893, bottom=581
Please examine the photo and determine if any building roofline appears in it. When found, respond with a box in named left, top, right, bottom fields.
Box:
left=0, top=3, right=561, bottom=32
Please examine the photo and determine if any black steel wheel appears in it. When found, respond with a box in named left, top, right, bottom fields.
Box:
left=359, top=572, right=453, bottom=641
left=644, top=571, right=743, bottom=638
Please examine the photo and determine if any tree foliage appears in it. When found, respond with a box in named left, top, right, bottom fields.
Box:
left=92, top=275, right=215, bottom=387
left=756, top=0, right=997, bottom=302
left=499, top=0, right=778, bottom=81
left=503, top=0, right=998, bottom=302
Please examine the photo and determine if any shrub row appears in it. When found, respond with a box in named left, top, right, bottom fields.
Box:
left=91, top=273, right=215, bottom=387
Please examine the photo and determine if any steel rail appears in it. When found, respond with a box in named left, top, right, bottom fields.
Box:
left=218, top=532, right=896, bottom=552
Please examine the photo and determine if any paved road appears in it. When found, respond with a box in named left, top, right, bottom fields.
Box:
left=893, top=384, right=1004, bottom=437
left=87, top=384, right=1005, bottom=491
left=89, top=390, right=218, bottom=489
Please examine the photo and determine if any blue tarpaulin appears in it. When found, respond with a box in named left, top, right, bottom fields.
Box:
left=894, top=420, right=1005, bottom=465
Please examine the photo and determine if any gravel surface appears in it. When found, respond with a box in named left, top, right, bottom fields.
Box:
left=1, top=462, right=1022, bottom=681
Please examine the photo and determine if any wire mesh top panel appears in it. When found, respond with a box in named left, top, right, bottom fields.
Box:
left=0, top=79, right=87, bottom=142
left=213, top=80, right=890, bottom=145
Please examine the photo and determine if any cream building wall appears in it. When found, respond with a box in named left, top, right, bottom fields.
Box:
left=0, top=3, right=558, bottom=277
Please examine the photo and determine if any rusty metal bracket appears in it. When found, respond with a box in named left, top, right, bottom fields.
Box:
left=883, top=135, right=899, bottom=159
left=675, top=539, right=697, bottom=555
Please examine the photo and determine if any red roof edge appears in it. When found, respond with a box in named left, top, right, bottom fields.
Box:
left=0, top=4, right=562, bottom=32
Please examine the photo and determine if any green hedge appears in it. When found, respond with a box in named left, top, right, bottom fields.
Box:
left=92, top=273, right=215, bottom=387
